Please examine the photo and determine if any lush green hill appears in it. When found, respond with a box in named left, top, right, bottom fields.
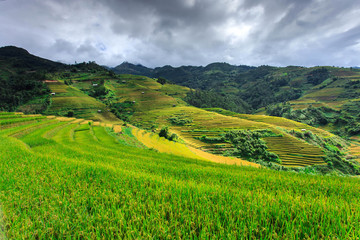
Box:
left=0, top=46, right=67, bottom=112
left=113, top=62, right=360, bottom=138
left=1, top=112, right=360, bottom=239
left=0, top=46, right=116, bottom=114
left=0, top=46, right=66, bottom=73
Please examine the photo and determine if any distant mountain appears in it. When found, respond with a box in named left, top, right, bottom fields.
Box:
left=0, top=46, right=108, bottom=112
left=0, top=46, right=66, bottom=71
left=112, top=62, right=254, bottom=88
left=113, top=62, right=154, bottom=76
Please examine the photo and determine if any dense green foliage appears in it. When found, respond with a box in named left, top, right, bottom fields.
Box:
left=0, top=72, right=50, bottom=111
left=198, top=130, right=281, bottom=164
left=156, top=77, right=167, bottom=85
left=307, top=67, right=330, bottom=85
left=267, top=102, right=360, bottom=137
left=113, top=62, right=253, bottom=89
left=88, top=80, right=108, bottom=98
left=110, top=101, right=135, bottom=122
left=0, top=46, right=65, bottom=112
left=184, top=90, right=251, bottom=113
left=1, top=114, right=360, bottom=239
left=167, top=114, right=193, bottom=126
left=288, top=129, right=359, bottom=175
left=158, top=126, right=178, bottom=141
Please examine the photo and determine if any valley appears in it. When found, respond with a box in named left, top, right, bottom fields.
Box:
left=0, top=46, right=360, bottom=239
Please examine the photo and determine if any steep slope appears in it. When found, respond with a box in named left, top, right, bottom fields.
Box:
left=0, top=46, right=66, bottom=73
left=45, top=80, right=119, bottom=123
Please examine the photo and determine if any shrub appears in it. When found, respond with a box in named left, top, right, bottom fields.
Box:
left=159, top=126, right=178, bottom=142
left=223, top=130, right=280, bottom=163
left=167, top=116, right=193, bottom=126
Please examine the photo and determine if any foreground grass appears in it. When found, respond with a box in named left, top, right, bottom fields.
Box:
left=0, top=116, right=360, bottom=239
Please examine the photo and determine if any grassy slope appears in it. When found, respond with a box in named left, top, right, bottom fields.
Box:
left=0, top=113, right=360, bottom=239
left=289, top=68, right=360, bottom=110
left=46, top=81, right=119, bottom=123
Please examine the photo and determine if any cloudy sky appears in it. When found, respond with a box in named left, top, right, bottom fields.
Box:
left=1, top=0, right=360, bottom=67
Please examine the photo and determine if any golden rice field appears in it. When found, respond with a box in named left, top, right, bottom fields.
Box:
left=132, top=127, right=258, bottom=167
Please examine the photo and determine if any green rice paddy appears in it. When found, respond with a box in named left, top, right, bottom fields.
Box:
left=0, top=113, right=360, bottom=239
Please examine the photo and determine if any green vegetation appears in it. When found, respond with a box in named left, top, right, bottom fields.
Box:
left=110, top=101, right=135, bottom=122
left=113, top=63, right=360, bottom=121
left=307, top=67, right=330, bottom=85
left=156, top=77, right=167, bottom=85
left=0, top=71, right=50, bottom=112
left=221, top=130, right=281, bottom=164
left=0, top=113, right=360, bottom=239
left=267, top=101, right=360, bottom=137
left=184, top=89, right=250, bottom=113
left=159, top=126, right=178, bottom=141
left=0, top=46, right=66, bottom=112
left=167, top=114, right=193, bottom=126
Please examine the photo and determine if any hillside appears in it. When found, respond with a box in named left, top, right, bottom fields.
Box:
left=113, top=63, right=360, bottom=111
left=113, top=62, right=360, bottom=138
left=0, top=46, right=66, bottom=72
left=1, top=112, right=360, bottom=239
left=49, top=69, right=358, bottom=173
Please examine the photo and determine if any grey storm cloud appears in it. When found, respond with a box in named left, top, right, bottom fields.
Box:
left=1, top=0, right=360, bottom=67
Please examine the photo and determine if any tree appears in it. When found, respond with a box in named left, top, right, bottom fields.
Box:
left=157, top=77, right=167, bottom=85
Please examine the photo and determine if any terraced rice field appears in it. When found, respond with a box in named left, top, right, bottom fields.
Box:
left=46, top=81, right=119, bottom=123
left=264, top=135, right=325, bottom=167
left=1, top=112, right=360, bottom=239
left=136, top=106, right=327, bottom=167
left=44, top=75, right=330, bottom=168
left=349, top=137, right=360, bottom=162
left=108, top=75, right=189, bottom=112
left=132, top=128, right=257, bottom=167
left=301, top=88, right=344, bottom=102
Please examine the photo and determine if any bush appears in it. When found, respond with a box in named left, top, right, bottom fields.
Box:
left=159, top=126, right=178, bottom=142
left=67, top=110, right=74, bottom=117
left=223, top=130, right=280, bottom=163
left=157, top=77, right=167, bottom=85
left=167, top=116, right=193, bottom=126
